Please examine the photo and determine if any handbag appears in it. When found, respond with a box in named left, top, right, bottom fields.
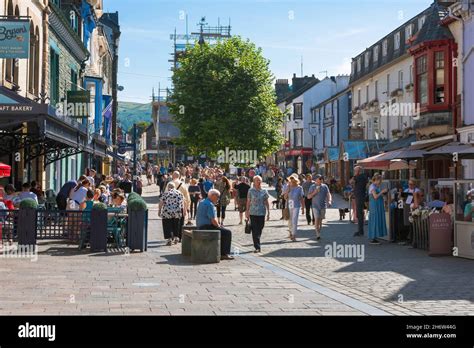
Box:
left=283, top=207, right=290, bottom=220
left=245, top=219, right=252, bottom=234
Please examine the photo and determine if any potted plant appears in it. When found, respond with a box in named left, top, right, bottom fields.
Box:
left=405, top=83, right=414, bottom=92
left=369, top=99, right=379, bottom=108
left=127, top=196, right=148, bottom=252
left=18, top=198, right=38, bottom=246
left=360, top=102, right=368, bottom=111
left=90, top=202, right=108, bottom=251
left=391, top=88, right=403, bottom=98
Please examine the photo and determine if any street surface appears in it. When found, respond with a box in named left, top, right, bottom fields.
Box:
left=1, top=181, right=473, bottom=315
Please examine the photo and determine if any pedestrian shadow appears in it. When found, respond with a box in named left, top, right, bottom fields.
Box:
left=156, top=253, right=194, bottom=266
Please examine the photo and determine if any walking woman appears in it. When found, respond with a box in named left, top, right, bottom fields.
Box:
left=284, top=175, right=305, bottom=242
left=367, top=173, right=388, bottom=245
left=158, top=182, right=186, bottom=245
left=215, top=176, right=232, bottom=226
left=187, top=178, right=201, bottom=220
left=246, top=175, right=270, bottom=253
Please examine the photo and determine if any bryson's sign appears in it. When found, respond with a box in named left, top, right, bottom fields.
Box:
left=0, top=19, right=30, bottom=59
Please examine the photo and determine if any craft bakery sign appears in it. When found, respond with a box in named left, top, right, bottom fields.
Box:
left=0, top=19, right=30, bottom=59
left=0, top=105, right=34, bottom=112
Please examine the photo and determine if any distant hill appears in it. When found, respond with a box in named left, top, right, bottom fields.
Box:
left=117, top=102, right=152, bottom=132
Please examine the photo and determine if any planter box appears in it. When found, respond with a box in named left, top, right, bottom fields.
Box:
left=18, top=209, right=37, bottom=246
left=90, top=210, right=107, bottom=252
left=127, top=210, right=147, bottom=252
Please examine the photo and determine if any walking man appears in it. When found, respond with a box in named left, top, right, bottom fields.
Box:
left=302, top=174, right=315, bottom=225
left=307, top=174, right=332, bottom=240
left=353, top=166, right=368, bottom=237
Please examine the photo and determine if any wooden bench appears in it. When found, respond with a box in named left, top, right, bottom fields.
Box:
left=182, top=227, right=221, bottom=264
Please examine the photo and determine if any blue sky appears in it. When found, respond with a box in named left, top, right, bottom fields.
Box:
left=105, top=0, right=433, bottom=103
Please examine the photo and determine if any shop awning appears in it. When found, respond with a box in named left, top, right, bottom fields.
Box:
left=381, top=135, right=416, bottom=152
left=423, top=142, right=474, bottom=159
left=0, top=162, right=11, bottom=178
left=0, top=87, right=107, bottom=165
left=341, top=140, right=388, bottom=161
left=327, top=147, right=340, bottom=162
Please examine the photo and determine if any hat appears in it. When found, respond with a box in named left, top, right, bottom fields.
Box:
left=105, top=176, right=115, bottom=183
left=313, top=174, right=323, bottom=181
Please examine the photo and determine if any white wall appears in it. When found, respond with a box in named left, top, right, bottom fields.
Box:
left=351, top=55, right=415, bottom=141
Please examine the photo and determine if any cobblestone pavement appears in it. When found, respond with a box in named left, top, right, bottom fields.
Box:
left=231, top=186, right=474, bottom=316
left=0, top=182, right=472, bottom=315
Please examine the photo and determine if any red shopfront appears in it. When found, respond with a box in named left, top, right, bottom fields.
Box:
left=285, top=148, right=314, bottom=174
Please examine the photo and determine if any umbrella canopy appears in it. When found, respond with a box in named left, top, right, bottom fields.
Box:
left=389, top=159, right=417, bottom=171
left=0, top=162, right=11, bottom=178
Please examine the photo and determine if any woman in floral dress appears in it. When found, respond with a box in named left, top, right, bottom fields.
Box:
left=158, top=182, right=186, bottom=245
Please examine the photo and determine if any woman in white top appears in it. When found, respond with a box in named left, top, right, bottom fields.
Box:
left=69, top=179, right=91, bottom=210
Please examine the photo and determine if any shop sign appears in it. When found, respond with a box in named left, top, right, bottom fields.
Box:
left=0, top=19, right=30, bottom=59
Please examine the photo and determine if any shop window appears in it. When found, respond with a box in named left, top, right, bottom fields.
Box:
left=435, top=51, right=445, bottom=104
left=416, top=55, right=428, bottom=105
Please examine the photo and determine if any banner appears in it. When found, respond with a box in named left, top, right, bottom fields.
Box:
left=0, top=19, right=30, bottom=59
left=103, top=96, right=113, bottom=143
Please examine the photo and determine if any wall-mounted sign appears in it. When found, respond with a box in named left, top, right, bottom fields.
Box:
left=308, top=123, right=318, bottom=136
left=66, top=90, right=90, bottom=118
left=0, top=19, right=30, bottom=59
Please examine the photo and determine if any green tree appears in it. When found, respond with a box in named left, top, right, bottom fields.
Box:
left=128, top=121, right=151, bottom=138
left=170, top=36, right=284, bottom=158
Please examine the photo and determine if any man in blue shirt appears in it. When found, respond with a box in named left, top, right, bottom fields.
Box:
left=196, top=189, right=234, bottom=260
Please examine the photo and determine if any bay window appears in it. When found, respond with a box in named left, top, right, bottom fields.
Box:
left=434, top=51, right=445, bottom=104
left=416, top=55, right=428, bottom=105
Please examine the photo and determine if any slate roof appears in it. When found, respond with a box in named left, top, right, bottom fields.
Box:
left=349, top=2, right=451, bottom=85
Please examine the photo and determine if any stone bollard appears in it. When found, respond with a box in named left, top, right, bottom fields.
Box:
left=191, top=230, right=221, bottom=264
left=182, top=226, right=198, bottom=257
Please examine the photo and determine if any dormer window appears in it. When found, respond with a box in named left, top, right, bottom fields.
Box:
left=382, top=39, right=388, bottom=57
left=364, top=51, right=370, bottom=68
left=394, top=32, right=401, bottom=51
left=357, top=57, right=361, bottom=72
left=418, top=15, right=426, bottom=30
left=405, top=24, right=413, bottom=40
left=373, top=45, right=379, bottom=63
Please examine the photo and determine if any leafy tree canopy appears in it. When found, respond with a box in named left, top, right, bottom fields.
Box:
left=169, top=36, right=284, bottom=158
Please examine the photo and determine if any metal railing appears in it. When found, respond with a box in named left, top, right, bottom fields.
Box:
left=36, top=210, right=91, bottom=241
left=412, top=215, right=429, bottom=250
left=0, top=210, right=19, bottom=242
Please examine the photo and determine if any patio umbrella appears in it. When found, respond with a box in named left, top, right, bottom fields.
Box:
left=0, top=162, right=11, bottom=178
left=389, top=159, right=417, bottom=171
